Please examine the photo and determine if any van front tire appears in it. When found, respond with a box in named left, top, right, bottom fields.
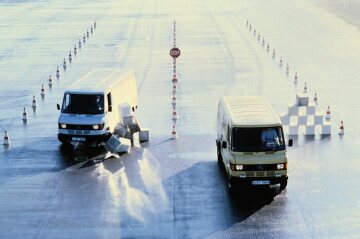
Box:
left=216, top=141, right=223, bottom=166
left=217, top=146, right=223, bottom=166
left=227, top=175, right=237, bottom=194
left=280, top=178, right=288, bottom=190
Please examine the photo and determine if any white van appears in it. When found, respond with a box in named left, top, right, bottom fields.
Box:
left=216, top=96, right=292, bottom=190
left=57, top=69, right=140, bottom=146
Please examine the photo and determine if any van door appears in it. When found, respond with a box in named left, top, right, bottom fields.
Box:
left=222, top=125, right=233, bottom=172
left=106, top=93, right=116, bottom=130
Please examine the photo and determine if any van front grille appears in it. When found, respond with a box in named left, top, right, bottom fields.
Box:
left=67, top=130, right=91, bottom=135
left=246, top=171, right=277, bottom=177
left=243, top=164, right=279, bottom=171
left=61, top=124, right=94, bottom=130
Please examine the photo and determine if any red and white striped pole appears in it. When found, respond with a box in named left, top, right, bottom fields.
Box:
left=170, top=20, right=181, bottom=139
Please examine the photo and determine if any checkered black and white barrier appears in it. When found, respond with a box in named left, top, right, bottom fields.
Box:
left=280, top=94, right=331, bottom=135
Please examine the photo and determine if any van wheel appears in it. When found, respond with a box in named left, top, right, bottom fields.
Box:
left=227, top=176, right=237, bottom=194
left=217, top=146, right=223, bottom=166
left=280, top=179, right=288, bottom=191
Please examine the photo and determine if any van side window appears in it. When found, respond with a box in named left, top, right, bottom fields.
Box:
left=227, top=126, right=231, bottom=142
left=62, top=93, right=71, bottom=111
left=107, top=93, right=112, bottom=112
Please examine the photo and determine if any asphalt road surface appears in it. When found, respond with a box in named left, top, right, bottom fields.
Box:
left=0, top=0, right=359, bottom=238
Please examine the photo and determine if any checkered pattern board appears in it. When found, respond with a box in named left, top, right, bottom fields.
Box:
left=280, top=94, right=331, bottom=135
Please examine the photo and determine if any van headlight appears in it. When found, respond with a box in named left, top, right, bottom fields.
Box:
left=277, top=163, right=286, bottom=170
left=92, top=123, right=105, bottom=130
left=59, top=123, right=67, bottom=129
left=235, top=165, right=244, bottom=171
left=230, top=163, right=244, bottom=171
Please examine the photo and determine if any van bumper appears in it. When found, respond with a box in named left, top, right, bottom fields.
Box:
left=58, top=133, right=111, bottom=144
left=230, top=176, right=288, bottom=186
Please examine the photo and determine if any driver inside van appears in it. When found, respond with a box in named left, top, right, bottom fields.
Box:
left=261, top=128, right=280, bottom=149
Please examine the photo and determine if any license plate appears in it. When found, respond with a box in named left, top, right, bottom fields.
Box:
left=72, top=137, right=86, bottom=142
left=252, top=180, right=270, bottom=185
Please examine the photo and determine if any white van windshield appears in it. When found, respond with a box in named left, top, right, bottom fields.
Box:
left=232, top=127, right=285, bottom=152
left=61, top=94, right=104, bottom=115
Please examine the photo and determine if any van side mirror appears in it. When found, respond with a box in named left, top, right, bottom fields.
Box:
left=288, top=139, right=293, bottom=147
left=57, top=104, right=60, bottom=110
left=222, top=141, right=227, bottom=149
left=107, top=93, right=112, bottom=112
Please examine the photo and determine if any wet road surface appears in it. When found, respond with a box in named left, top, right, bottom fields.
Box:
left=0, top=0, right=360, bottom=238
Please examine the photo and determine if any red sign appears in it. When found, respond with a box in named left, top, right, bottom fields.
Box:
left=170, top=47, right=181, bottom=58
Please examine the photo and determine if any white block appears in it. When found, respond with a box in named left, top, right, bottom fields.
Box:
left=280, top=113, right=290, bottom=125
left=298, top=106, right=307, bottom=116
left=321, top=122, right=331, bottom=135
left=288, top=103, right=298, bottom=116
left=105, top=135, right=122, bottom=153
left=296, top=94, right=309, bottom=106
left=123, top=116, right=135, bottom=126
left=307, top=103, right=316, bottom=115
left=117, top=138, right=131, bottom=153
left=298, top=115, right=307, bottom=125
left=314, top=113, right=323, bottom=125
left=139, top=128, right=149, bottom=143
left=289, top=125, right=298, bottom=135
left=119, top=103, right=133, bottom=117
left=307, top=115, right=315, bottom=125
left=304, top=123, right=315, bottom=135
left=290, top=116, right=299, bottom=126
left=114, top=124, right=128, bottom=137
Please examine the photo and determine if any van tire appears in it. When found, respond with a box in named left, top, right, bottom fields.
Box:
left=227, top=175, right=236, bottom=194
left=280, top=178, right=288, bottom=191
left=217, top=146, right=223, bottom=166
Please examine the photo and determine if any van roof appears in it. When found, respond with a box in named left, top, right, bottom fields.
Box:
left=65, top=68, right=133, bottom=94
left=221, top=96, right=282, bottom=127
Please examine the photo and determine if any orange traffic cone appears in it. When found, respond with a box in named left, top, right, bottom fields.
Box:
left=56, top=66, right=60, bottom=79
left=314, top=93, right=318, bottom=105
left=32, top=95, right=37, bottom=108
left=22, top=107, right=28, bottom=121
left=339, top=121, right=344, bottom=135
left=171, top=125, right=178, bottom=139
left=286, top=64, right=289, bottom=75
left=294, top=72, right=298, bottom=84
left=48, top=75, right=53, bottom=87
left=172, top=110, right=178, bottom=122
left=303, top=82, right=308, bottom=94
left=3, top=131, right=10, bottom=145
left=325, top=106, right=331, bottom=120
left=40, top=84, right=45, bottom=97
left=172, top=96, right=176, bottom=109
